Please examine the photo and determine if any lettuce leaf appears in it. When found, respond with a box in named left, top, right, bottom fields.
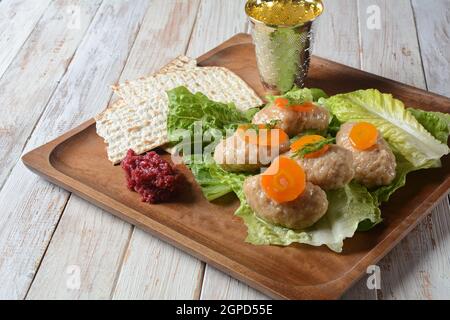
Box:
left=186, top=161, right=234, bottom=201
left=185, top=158, right=249, bottom=201
left=167, top=86, right=251, bottom=144
left=370, top=154, right=415, bottom=204
left=266, top=87, right=327, bottom=105
left=323, top=89, right=450, bottom=168
left=327, top=115, right=342, bottom=136
left=282, top=86, right=313, bottom=103
left=243, top=107, right=262, bottom=122
left=408, top=108, right=450, bottom=144
left=310, top=88, right=329, bottom=101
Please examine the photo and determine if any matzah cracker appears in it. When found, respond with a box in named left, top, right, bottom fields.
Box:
left=96, top=97, right=169, bottom=164
left=111, top=56, right=197, bottom=91
left=97, top=66, right=263, bottom=164
left=114, top=66, right=262, bottom=112
left=158, top=55, right=197, bottom=74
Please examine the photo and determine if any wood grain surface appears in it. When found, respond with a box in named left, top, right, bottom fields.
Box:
left=1, top=0, right=449, bottom=300
left=0, top=0, right=52, bottom=78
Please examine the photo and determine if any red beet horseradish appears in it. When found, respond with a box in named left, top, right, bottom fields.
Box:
left=121, top=149, right=181, bottom=204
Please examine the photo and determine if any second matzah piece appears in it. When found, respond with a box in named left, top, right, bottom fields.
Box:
left=111, top=56, right=197, bottom=92
left=114, top=66, right=262, bottom=112
left=158, top=55, right=197, bottom=74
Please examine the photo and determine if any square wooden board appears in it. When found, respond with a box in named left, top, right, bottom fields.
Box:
left=22, top=34, right=450, bottom=300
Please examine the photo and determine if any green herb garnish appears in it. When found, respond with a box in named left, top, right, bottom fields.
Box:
left=239, top=120, right=282, bottom=135
left=239, top=123, right=262, bottom=135
left=291, top=137, right=335, bottom=159
left=265, top=119, right=282, bottom=129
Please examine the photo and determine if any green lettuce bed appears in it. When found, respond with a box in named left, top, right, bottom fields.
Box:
left=166, top=86, right=450, bottom=253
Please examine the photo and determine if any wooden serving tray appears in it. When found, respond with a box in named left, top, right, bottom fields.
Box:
left=22, top=34, right=450, bottom=300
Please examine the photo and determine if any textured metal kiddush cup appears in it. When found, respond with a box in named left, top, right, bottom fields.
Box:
left=246, top=1, right=323, bottom=95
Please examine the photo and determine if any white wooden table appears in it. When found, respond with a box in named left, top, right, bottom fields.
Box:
left=1, top=0, right=449, bottom=300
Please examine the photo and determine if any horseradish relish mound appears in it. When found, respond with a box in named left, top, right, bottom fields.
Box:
left=121, top=150, right=181, bottom=204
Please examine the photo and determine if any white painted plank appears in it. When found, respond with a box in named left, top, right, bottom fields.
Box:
left=412, top=0, right=450, bottom=96
left=186, top=0, right=249, bottom=58
left=119, top=0, right=201, bottom=80
left=376, top=201, right=450, bottom=300
left=110, top=0, right=206, bottom=300
left=412, top=0, right=450, bottom=299
left=112, top=229, right=204, bottom=300
left=0, top=0, right=103, bottom=300
left=358, top=0, right=450, bottom=300
left=359, top=0, right=425, bottom=88
left=0, top=162, right=68, bottom=299
left=372, top=0, right=450, bottom=300
left=0, top=0, right=149, bottom=299
left=26, top=197, right=132, bottom=300
left=0, top=0, right=102, bottom=189
left=200, top=267, right=269, bottom=300
left=0, top=0, right=52, bottom=79
left=313, top=0, right=361, bottom=68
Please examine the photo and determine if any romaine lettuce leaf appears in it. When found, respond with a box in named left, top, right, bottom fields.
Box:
left=323, top=89, right=450, bottom=168
left=327, top=115, right=342, bottom=136
left=186, top=161, right=234, bottom=201
left=370, top=154, right=415, bottom=204
left=266, top=87, right=327, bottom=105
left=408, top=108, right=450, bottom=144
left=185, top=158, right=248, bottom=201
left=282, top=86, right=314, bottom=103
left=243, top=107, right=262, bottom=122
left=310, top=88, right=329, bottom=101
left=167, top=86, right=251, bottom=144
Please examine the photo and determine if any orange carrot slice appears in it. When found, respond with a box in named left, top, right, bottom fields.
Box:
left=261, top=157, right=306, bottom=203
left=274, top=97, right=315, bottom=113
left=291, top=102, right=315, bottom=112
left=237, top=124, right=289, bottom=147
left=274, top=97, right=289, bottom=109
left=349, top=122, right=379, bottom=151
left=258, top=128, right=289, bottom=147
left=291, top=135, right=330, bottom=159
